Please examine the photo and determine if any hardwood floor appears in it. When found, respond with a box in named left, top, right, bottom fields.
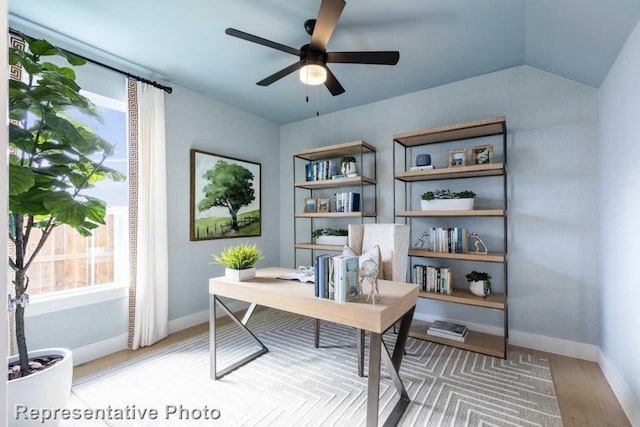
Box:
left=73, top=316, right=631, bottom=427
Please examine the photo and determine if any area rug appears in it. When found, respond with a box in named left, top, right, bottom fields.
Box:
left=73, top=309, right=562, bottom=426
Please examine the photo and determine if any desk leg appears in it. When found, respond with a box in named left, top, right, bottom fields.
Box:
left=366, top=306, right=415, bottom=427
left=314, top=319, right=320, bottom=348
left=357, top=329, right=365, bottom=377
left=209, top=296, right=268, bottom=380
left=367, top=332, right=382, bottom=427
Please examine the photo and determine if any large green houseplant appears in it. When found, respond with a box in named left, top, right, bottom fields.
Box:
left=8, top=32, right=124, bottom=379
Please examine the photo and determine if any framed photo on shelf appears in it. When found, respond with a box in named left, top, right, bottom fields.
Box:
left=304, top=197, right=317, bottom=213
left=472, top=144, right=494, bottom=165
left=448, top=149, right=467, bottom=167
left=317, top=198, right=330, bottom=213
left=190, top=149, right=261, bottom=241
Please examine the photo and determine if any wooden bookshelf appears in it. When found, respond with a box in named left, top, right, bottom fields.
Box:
left=294, top=175, right=376, bottom=189
left=294, top=243, right=343, bottom=251
left=393, top=116, right=506, bottom=147
left=409, top=319, right=505, bottom=358
left=295, top=211, right=376, bottom=218
left=408, top=249, right=505, bottom=263
left=293, top=140, right=376, bottom=161
left=395, top=209, right=505, bottom=217
left=395, top=163, right=504, bottom=182
left=417, top=289, right=506, bottom=309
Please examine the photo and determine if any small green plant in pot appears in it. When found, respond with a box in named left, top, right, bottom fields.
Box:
left=312, top=228, right=348, bottom=245
left=213, top=243, right=263, bottom=281
left=465, top=271, right=491, bottom=297
left=340, top=155, right=357, bottom=176
left=420, top=189, right=476, bottom=211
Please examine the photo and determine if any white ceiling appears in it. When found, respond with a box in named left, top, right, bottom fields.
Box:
left=8, top=0, right=640, bottom=124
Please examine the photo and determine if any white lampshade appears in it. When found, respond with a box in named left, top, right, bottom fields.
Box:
left=299, top=64, right=327, bottom=85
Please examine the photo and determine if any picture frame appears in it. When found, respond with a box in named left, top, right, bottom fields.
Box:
left=472, top=144, right=494, bottom=165
left=317, top=198, right=330, bottom=213
left=448, top=149, right=467, bottom=168
left=190, top=149, right=261, bottom=241
left=304, top=197, right=317, bottom=213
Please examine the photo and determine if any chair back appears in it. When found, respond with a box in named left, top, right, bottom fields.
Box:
left=347, top=224, right=410, bottom=281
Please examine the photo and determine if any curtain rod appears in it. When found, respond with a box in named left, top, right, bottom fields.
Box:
left=9, top=28, right=173, bottom=94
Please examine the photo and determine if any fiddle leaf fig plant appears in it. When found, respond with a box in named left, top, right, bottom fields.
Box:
left=8, top=33, right=125, bottom=378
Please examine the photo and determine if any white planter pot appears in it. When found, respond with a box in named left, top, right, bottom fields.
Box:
left=341, top=162, right=357, bottom=176
left=315, top=235, right=348, bottom=246
left=469, top=280, right=490, bottom=297
left=225, top=267, right=256, bottom=281
left=8, top=348, right=73, bottom=426
left=420, top=198, right=475, bottom=211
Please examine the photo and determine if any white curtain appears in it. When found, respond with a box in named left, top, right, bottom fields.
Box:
left=130, top=82, right=169, bottom=350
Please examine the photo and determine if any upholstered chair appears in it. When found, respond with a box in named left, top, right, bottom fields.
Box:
left=314, top=223, right=410, bottom=376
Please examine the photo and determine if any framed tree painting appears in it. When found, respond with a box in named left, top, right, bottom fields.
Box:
left=190, top=149, right=261, bottom=241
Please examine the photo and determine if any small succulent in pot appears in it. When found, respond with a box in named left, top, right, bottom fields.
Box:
left=465, top=271, right=492, bottom=297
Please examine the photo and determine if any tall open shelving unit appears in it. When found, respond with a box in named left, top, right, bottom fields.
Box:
left=293, top=141, right=377, bottom=267
left=393, top=116, right=508, bottom=358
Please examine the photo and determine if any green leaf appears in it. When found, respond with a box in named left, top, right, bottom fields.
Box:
left=28, top=39, right=59, bottom=57
left=42, top=62, right=76, bottom=80
left=42, top=192, right=87, bottom=226
left=9, top=189, right=50, bottom=216
left=84, top=196, right=107, bottom=224
left=9, top=165, right=35, bottom=196
left=58, top=50, right=86, bottom=66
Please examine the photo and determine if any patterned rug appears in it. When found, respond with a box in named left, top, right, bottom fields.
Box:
left=73, top=309, right=562, bottom=426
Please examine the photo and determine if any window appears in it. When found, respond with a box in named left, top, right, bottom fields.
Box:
left=26, top=91, right=129, bottom=295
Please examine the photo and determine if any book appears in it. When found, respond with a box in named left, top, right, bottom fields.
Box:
left=335, top=255, right=359, bottom=301
left=428, top=320, right=468, bottom=337
left=427, top=328, right=469, bottom=342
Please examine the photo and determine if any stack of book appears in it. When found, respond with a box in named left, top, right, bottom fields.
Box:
left=413, top=264, right=452, bottom=293
left=314, top=254, right=359, bottom=302
left=429, top=227, right=468, bottom=253
left=333, top=192, right=360, bottom=212
left=306, top=160, right=339, bottom=181
left=427, top=320, right=469, bottom=342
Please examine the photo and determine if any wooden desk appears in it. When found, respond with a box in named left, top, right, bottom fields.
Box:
left=209, top=267, right=418, bottom=427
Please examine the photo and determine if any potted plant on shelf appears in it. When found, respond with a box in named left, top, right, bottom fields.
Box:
left=465, top=271, right=492, bottom=297
left=8, top=33, right=125, bottom=419
left=213, top=243, right=264, bottom=281
left=312, top=228, right=348, bottom=245
left=421, top=189, right=476, bottom=211
left=340, top=155, right=357, bottom=176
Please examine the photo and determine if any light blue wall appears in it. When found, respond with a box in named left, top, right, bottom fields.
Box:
left=598, top=20, right=640, bottom=410
left=20, top=83, right=280, bottom=352
left=280, top=65, right=599, bottom=343
left=164, top=85, right=280, bottom=321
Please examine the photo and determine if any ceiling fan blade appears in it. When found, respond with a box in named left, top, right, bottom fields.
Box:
left=310, top=0, right=346, bottom=51
left=226, top=28, right=301, bottom=56
left=257, top=61, right=303, bottom=86
left=324, top=67, right=345, bottom=96
left=326, top=51, right=400, bottom=65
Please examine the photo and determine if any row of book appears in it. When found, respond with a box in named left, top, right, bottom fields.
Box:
left=333, top=192, right=360, bottom=212
left=428, top=227, right=468, bottom=253
left=315, top=254, right=359, bottom=302
left=427, top=320, right=469, bottom=342
left=413, top=265, right=453, bottom=294
left=305, top=160, right=339, bottom=181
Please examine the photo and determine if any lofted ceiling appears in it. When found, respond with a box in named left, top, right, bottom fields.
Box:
left=8, top=0, right=640, bottom=124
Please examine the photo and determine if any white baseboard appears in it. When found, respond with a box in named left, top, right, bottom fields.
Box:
left=72, top=301, right=250, bottom=366
left=599, top=350, right=640, bottom=426
left=72, top=333, right=128, bottom=366
left=168, top=300, right=250, bottom=334
left=412, top=312, right=600, bottom=361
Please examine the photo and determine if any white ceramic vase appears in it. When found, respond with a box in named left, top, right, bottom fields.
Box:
left=225, top=267, right=256, bottom=281
left=341, top=162, right=357, bottom=176
left=8, top=348, right=73, bottom=426
left=469, top=280, right=490, bottom=297
left=421, top=198, right=475, bottom=211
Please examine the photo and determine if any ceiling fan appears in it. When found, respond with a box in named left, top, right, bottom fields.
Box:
left=225, top=0, right=400, bottom=96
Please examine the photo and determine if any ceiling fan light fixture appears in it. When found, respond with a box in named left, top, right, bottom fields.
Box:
left=299, top=64, right=327, bottom=85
